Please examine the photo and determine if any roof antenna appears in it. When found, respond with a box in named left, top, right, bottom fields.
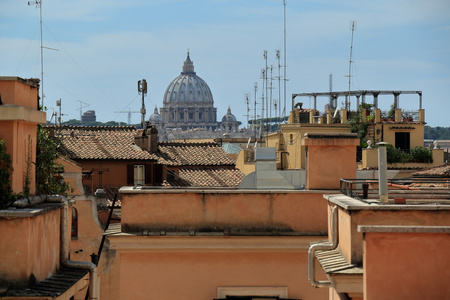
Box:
left=138, top=79, right=148, bottom=131
left=346, top=20, right=357, bottom=110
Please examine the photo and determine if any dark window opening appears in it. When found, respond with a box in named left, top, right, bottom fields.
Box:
left=395, top=132, right=410, bottom=152
left=71, top=207, right=78, bottom=239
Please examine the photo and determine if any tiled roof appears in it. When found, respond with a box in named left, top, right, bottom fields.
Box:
left=3, top=267, right=88, bottom=298
left=55, top=126, right=158, bottom=160
left=412, top=164, right=450, bottom=178
left=53, top=126, right=235, bottom=167
left=164, top=167, right=245, bottom=187
left=157, top=143, right=235, bottom=166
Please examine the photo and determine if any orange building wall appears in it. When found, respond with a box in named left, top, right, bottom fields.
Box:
left=0, top=208, right=61, bottom=285
left=79, top=160, right=154, bottom=189
left=119, top=251, right=327, bottom=300
left=0, top=121, right=38, bottom=194
left=364, top=232, right=450, bottom=299
left=0, top=78, right=39, bottom=109
left=121, top=191, right=329, bottom=233
left=0, top=77, right=44, bottom=195
left=304, top=138, right=359, bottom=190
left=333, top=204, right=450, bottom=266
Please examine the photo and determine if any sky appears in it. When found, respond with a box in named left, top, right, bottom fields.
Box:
left=1, top=0, right=449, bottom=127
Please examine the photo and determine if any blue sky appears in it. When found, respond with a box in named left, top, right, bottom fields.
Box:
left=1, top=0, right=449, bottom=127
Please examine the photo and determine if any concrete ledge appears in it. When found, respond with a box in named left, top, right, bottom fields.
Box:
left=0, top=105, right=46, bottom=123
left=0, top=203, right=62, bottom=218
left=358, top=225, right=450, bottom=233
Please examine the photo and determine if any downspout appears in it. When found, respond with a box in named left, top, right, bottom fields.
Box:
left=46, top=195, right=99, bottom=300
left=308, top=206, right=339, bottom=288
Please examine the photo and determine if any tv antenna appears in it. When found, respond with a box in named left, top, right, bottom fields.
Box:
left=138, top=79, right=148, bottom=130
left=346, top=20, right=357, bottom=110
left=115, top=108, right=140, bottom=125
left=244, top=93, right=250, bottom=133
left=76, top=100, right=90, bottom=121
left=253, top=82, right=258, bottom=138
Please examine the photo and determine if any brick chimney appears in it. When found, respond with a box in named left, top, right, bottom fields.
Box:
left=134, top=124, right=158, bottom=153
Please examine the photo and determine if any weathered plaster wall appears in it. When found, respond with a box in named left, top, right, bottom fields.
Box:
left=118, top=249, right=327, bottom=300
left=0, top=208, right=61, bottom=285
left=364, top=232, right=450, bottom=299
left=121, top=191, right=329, bottom=233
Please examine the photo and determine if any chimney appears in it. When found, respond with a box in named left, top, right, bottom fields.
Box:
left=134, top=125, right=158, bottom=153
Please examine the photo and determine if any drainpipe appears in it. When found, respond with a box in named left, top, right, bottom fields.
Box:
left=46, top=195, right=99, bottom=300
left=376, top=142, right=389, bottom=203
left=308, top=206, right=339, bottom=288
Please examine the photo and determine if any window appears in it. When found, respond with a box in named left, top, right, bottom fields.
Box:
left=395, top=132, right=410, bottom=152
left=71, top=207, right=78, bottom=239
left=127, top=164, right=152, bottom=185
left=134, top=165, right=145, bottom=185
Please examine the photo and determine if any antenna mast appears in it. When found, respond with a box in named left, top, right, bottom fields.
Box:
left=276, top=50, right=281, bottom=126
left=138, top=79, right=148, bottom=130
left=260, top=68, right=265, bottom=138
left=76, top=100, right=90, bottom=121
left=347, top=20, right=357, bottom=110
left=253, top=82, right=258, bottom=139
left=283, top=0, right=288, bottom=116
left=244, top=93, right=250, bottom=135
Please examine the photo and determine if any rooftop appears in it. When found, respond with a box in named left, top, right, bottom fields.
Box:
left=53, top=125, right=236, bottom=166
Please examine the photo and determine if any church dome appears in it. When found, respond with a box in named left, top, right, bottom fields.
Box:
left=149, top=107, right=163, bottom=123
left=222, top=107, right=237, bottom=122
left=163, top=52, right=214, bottom=104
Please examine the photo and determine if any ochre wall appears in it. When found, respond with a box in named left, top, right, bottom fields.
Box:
left=382, top=123, right=425, bottom=149
left=364, top=232, right=450, bottom=299
left=265, top=124, right=352, bottom=170
left=118, top=251, right=327, bottom=300
left=0, top=208, right=61, bottom=285
left=121, top=191, right=329, bottom=233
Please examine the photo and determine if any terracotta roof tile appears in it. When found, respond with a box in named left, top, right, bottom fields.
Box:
left=53, top=126, right=235, bottom=167
left=170, top=167, right=245, bottom=187
left=412, top=164, right=450, bottom=178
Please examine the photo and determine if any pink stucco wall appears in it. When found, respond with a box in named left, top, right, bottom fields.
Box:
left=121, top=191, right=329, bottom=233
left=0, top=208, right=61, bottom=285
left=364, top=232, right=450, bottom=299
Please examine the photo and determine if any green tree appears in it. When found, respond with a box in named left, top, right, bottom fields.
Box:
left=0, top=139, right=14, bottom=208
left=36, top=126, right=70, bottom=195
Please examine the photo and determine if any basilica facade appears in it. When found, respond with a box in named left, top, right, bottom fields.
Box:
left=150, top=53, right=240, bottom=141
left=160, top=52, right=217, bottom=131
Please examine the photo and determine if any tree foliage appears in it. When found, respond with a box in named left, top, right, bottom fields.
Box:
left=424, top=126, right=450, bottom=140
left=36, top=126, right=70, bottom=195
left=0, top=140, right=14, bottom=208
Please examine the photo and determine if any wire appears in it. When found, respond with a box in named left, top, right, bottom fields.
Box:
left=43, top=23, right=120, bottom=111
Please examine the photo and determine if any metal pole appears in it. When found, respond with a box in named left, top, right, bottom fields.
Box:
left=283, top=0, right=287, bottom=116
left=377, top=142, right=388, bottom=203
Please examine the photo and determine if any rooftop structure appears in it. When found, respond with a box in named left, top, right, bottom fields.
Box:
left=308, top=162, right=450, bottom=299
